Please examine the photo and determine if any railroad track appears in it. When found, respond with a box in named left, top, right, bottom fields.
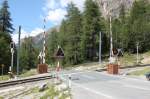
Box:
left=0, top=75, right=54, bottom=88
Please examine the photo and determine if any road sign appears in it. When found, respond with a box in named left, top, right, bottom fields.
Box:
left=54, top=46, right=64, bottom=80
left=54, top=45, right=64, bottom=58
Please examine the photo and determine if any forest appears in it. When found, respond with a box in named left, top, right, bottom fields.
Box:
left=0, top=0, right=150, bottom=74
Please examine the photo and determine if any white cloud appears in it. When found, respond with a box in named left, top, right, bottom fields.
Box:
left=60, top=0, right=71, bottom=8
left=45, top=0, right=60, bottom=10
left=46, top=8, right=67, bottom=25
left=12, top=28, right=43, bottom=43
left=44, top=0, right=85, bottom=25
left=30, top=28, right=44, bottom=37
left=12, top=29, right=29, bottom=43
left=12, top=34, right=19, bottom=43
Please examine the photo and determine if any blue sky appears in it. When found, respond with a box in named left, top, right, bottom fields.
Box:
left=0, top=0, right=85, bottom=43
left=5, top=0, right=48, bottom=31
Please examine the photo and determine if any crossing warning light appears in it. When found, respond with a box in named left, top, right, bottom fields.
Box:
left=10, top=42, right=14, bottom=49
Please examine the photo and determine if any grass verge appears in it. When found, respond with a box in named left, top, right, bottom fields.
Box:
left=0, top=75, right=9, bottom=81
left=128, top=67, right=150, bottom=76
left=0, top=96, right=4, bottom=99
left=40, top=84, right=71, bottom=99
left=20, top=69, right=37, bottom=78
left=0, top=69, right=37, bottom=82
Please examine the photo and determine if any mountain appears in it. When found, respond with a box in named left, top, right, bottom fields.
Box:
left=96, top=0, right=135, bottom=18
left=28, top=26, right=60, bottom=49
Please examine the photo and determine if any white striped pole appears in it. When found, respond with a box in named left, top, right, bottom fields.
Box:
left=43, top=18, right=46, bottom=64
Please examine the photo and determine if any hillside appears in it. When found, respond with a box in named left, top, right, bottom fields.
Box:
left=97, top=0, right=134, bottom=18
left=20, top=26, right=59, bottom=49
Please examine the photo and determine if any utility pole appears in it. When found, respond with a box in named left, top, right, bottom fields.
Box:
left=97, top=1, right=102, bottom=66
left=109, top=16, right=113, bottom=59
left=102, top=0, right=114, bottom=63
left=17, top=26, right=21, bottom=75
left=97, top=0, right=114, bottom=63
left=136, top=42, right=139, bottom=64
left=10, top=42, right=14, bottom=73
left=99, top=32, right=102, bottom=65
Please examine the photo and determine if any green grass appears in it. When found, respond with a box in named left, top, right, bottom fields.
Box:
left=40, top=84, right=71, bottom=99
left=128, top=67, right=150, bottom=76
left=17, top=83, right=71, bottom=99
left=0, top=96, right=4, bottom=99
left=40, top=85, right=59, bottom=99
left=19, top=69, right=37, bottom=78
left=0, top=69, right=37, bottom=82
left=0, top=75, right=9, bottom=81
left=23, top=87, right=39, bottom=96
left=119, top=53, right=138, bottom=67
left=142, top=50, right=150, bottom=56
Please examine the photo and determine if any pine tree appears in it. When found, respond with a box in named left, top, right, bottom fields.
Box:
left=64, top=3, right=83, bottom=65
left=47, top=29, right=59, bottom=64
left=128, top=0, right=150, bottom=52
left=20, top=37, right=37, bottom=71
left=0, top=0, right=14, bottom=33
left=82, top=0, right=101, bottom=61
left=59, top=20, right=68, bottom=48
left=0, top=31, right=12, bottom=74
left=112, top=4, right=129, bottom=50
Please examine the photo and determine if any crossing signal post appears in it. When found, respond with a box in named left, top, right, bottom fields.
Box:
left=55, top=45, right=64, bottom=72
left=54, top=45, right=64, bottom=80
left=106, top=14, right=119, bottom=75
left=37, top=18, right=48, bottom=74
left=10, top=42, right=14, bottom=73
left=9, top=42, right=15, bottom=79
left=107, top=48, right=119, bottom=75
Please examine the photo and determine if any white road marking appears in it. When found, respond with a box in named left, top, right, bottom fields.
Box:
left=123, top=77, right=149, bottom=83
left=60, top=75, right=113, bottom=99
left=124, top=85, right=150, bottom=91
left=60, top=70, right=150, bottom=99
left=109, top=80, right=150, bottom=91
left=0, top=86, right=24, bottom=93
left=72, top=82, right=113, bottom=99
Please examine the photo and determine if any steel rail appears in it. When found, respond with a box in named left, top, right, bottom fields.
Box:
left=0, top=75, right=54, bottom=88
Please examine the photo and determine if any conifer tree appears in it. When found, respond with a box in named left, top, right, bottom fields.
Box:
left=0, top=0, right=14, bottom=33
left=20, top=37, right=37, bottom=71
left=47, top=29, right=59, bottom=64
left=128, top=0, right=150, bottom=52
left=82, top=0, right=101, bottom=61
left=64, top=3, right=83, bottom=65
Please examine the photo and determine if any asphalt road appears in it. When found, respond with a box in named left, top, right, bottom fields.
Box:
left=62, top=70, right=150, bottom=99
